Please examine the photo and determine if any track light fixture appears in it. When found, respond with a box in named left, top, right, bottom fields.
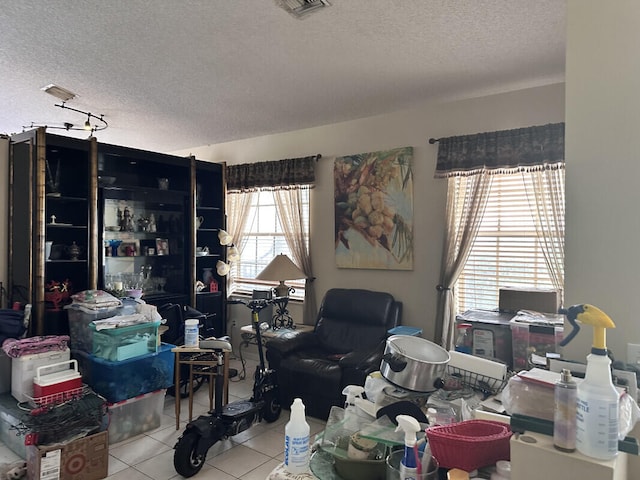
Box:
left=23, top=101, right=108, bottom=135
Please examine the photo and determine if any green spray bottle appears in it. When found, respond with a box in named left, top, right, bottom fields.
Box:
left=559, top=304, right=618, bottom=459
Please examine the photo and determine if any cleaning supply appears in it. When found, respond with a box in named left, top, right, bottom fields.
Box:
left=420, top=431, right=436, bottom=475
left=553, top=368, right=577, bottom=452
left=454, top=323, right=472, bottom=354
left=395, top=414, right=421, bottom=479
left=284, top=398, right=310, bottom=474
left=184, top=319, right=199, bottom=347
left=342, top=385, right=366, bottom=413
left=559, top=304, right=619, bottom=459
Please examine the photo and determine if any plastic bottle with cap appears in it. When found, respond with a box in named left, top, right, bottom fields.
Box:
left=184, top=319, right=199, bottom=347
left=490, top=460, right=511, bottom=480
left=454, top=323, right=473, bottom=354
left=284, top=398, right=310, bottom=474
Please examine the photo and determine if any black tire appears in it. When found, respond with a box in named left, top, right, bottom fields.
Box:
left=262, top=391, right=282, bottom=423
left=174, top=430, right=206, bottom=478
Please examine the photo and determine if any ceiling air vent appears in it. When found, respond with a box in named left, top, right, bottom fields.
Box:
left=276, top=0, right=331, bottom=19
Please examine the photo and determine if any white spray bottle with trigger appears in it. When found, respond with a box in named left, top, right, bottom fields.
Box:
left=342, top=385, right=367, bottom=419
left=559, top=304, right=619, bottom=460
left=395, top=415, right=421, bottom=480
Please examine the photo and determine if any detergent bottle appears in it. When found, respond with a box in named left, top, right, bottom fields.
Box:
left=395, top=415, right=421, bottom=480
left=559, top=304, right=619, bottom=459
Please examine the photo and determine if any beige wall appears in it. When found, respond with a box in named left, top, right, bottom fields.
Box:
left=175, top=83, right=565, bottom=343
left=564, top=0, right=640, bottom=361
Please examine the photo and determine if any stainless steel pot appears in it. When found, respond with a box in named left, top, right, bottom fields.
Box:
left=380, top=335, right=450, bottom=392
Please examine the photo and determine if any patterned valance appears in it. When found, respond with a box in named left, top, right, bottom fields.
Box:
left=433, top=123, right=565, bottom=178
left=226, top=155, right=319, bottom=193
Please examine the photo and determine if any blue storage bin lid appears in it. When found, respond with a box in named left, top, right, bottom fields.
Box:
left=388, top=326, right=422, bottom=336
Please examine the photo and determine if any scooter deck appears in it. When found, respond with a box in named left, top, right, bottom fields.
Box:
left=222, top=400, right=262, bottom=419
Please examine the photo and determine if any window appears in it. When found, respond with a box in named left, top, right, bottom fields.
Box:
left=455, top=173, right=563, bottom=312
left=232, top=189, right=309, bottom=300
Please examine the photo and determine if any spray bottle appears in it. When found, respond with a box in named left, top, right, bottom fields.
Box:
left=284, top=398, right=310, bottom=474
left=559, top=304, right=619, bottom=459
left=395, top=415, right=422, bottom=480
left=342, top=385, right=366, bottom=413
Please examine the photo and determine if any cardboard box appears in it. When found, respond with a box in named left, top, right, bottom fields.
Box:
left=27, top=430, right=108, bottom=480
left=498, top=287, right=560, bottom=314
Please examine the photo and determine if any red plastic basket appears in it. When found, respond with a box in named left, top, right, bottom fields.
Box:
left=425, top=420, right=512, bottom=471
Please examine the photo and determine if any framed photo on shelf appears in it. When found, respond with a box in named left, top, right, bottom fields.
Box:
left=156, top=238, right=170, bottom=255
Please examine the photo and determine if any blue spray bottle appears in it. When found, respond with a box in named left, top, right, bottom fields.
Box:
left=395, top=415, right=422, bottom=480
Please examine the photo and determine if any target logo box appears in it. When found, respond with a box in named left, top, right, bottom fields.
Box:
left=26, top=430, right=108, bottom=480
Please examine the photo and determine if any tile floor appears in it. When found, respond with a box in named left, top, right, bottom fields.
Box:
left=0, top=357, right=326, bottom=479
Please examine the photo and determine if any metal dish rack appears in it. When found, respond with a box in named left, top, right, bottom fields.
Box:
left=14, top=386, right=106, bottom=445
left=445, top=364, right=510, bottom=396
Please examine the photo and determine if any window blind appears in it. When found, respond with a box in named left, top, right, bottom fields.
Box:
left=455, top=173, right=561, bottom=312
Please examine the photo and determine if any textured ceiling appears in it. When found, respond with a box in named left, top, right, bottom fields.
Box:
left=0, top=1, right=566, bottom=153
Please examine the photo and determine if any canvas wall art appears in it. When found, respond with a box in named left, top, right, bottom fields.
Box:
left=334, top=146, right=414, bottom=270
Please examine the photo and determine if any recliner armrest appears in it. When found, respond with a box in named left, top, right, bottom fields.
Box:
left=339, top=339, right=386, bottom=371
left=265, top=331, right=318, bottom=357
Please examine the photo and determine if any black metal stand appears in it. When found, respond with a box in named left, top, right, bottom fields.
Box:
left=271, top=296, right=295, bottom=330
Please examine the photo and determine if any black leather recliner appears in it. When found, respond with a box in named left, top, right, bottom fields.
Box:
left=265, top=288, right=401, bottom=420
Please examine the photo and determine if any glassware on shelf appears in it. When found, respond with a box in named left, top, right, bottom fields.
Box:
left=108, top=239, right=122, bottom=257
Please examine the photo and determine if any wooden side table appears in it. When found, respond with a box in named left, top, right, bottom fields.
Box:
left=171, top=345, right=230, bottom=430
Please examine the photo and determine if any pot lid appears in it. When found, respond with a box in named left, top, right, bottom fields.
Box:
left=386, top=335, right=450, bottom=364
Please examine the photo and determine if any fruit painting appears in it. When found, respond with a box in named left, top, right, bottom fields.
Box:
left=334, top=147, right=413, bottom=270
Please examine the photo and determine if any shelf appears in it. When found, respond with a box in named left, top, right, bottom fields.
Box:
left=46, top=194, right=88, bottom=202
left=46, top=260, right=87, bottom=264
left=104, top=254, right=182, bottom=260
left=46, top=224, right=87, bottom=229
left=196, top=206, right=222, bottom=211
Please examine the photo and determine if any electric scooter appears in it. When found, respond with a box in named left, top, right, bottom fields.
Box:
left=173, top=298, right=282, bottom=477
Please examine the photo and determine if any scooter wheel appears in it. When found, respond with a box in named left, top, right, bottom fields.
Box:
left=174, top=430, right=205, bottom=477
left=262, top=391, right=282, bottom=423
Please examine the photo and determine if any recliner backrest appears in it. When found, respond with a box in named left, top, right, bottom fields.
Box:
left=315, top=288, right=401, bottom=353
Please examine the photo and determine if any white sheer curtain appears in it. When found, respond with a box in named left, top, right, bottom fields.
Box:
left=274, top=188, right=317, bottom=324
left=523, top=166, right=565, bottom=305
left=435, top=173, right=492, bottom=348
left=225, top=191, right=255, bottom=294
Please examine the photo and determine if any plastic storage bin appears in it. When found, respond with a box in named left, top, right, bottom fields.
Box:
left=510, top=313, right=564, bottom=370
left=456, top=310, right=514, bottom=368
left=74, top=343, right=175, bottom=403
left=11, top=348, right=71, bottom=402
left=66, top=299, right=138, bottom=353
left=89, top=320, right=160, bottom=361
left=107, top=389, right=166, bottom=444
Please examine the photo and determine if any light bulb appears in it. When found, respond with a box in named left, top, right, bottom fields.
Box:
left=216, top=260, right=230, bottom=276
left=84, top=115, right=92, bottom=131
left=218, top=229, right=233, bottom=245
left=227, top=245, right=240, bottom=262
